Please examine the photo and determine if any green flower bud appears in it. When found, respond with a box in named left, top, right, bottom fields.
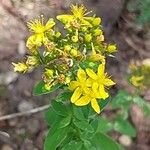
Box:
left=71, top=36, right=78, bottom=42
left=64, top=45, right=71, bottom=52
left=44, top=83, right=52, bottom=90
left=107, top=44, right=117, bottom=53
left=55, top=31, right=61, bottom=38
left=92, top=18, right=101, bottom=26
left=93, top=29, right=103, bottom=36
left=70, top=49, right=78, bottom=57
left=45, top=69, right=54, bottom=77
left=82, top=27, right=88, bottom=32
left=84, top=34, right=92, bottom=42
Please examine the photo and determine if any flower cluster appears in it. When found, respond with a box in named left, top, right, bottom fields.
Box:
left=129, top=59, right=150, bottom=90
left=12, top=5, right=116, bottom=113
left=69, top=63, right=115, bottom=113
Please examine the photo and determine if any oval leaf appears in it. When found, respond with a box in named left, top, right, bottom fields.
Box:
left=62, top=141, right=83, bottom=150
left=33, top=81, right=61, bottom=96
left=91, top=132, right=122, bottom=150
left=73, top=120, right=94, bottom=133
left=44, top=127, right=68, bottom=150
left=114, top=117, right=136, bottom=137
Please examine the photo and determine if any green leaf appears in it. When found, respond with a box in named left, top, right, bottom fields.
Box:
left=133, top=96, right=145, bottom=107
left=45, top=106, right=61, bottom=126
left=91, top=132, right=122, bottom=150
left=83, top=140, right=96, bottom=150
left=73, top=120, right=94, bottom=133
left=114, top=117, right=136, bottom=137
left=61, top=141, right=83, bottom=150
left=57, top=115, right=72, bottom=129
left=132, top=96, right=150, bottom=116
left=99, top=98, right=111, bottom=112
left=143, top=103, right=150, bottom=116
left=33, top=80, right=61, bottom=96
left=44, top=127, right=68, bottom=150
left=92, top=117, right=113, bottom=133
left=51, top=100, right=68, bottom=116
left=56, top=91, right=72, bottom=102
left=111, top=90, right=132, bottom=109
left=73, top=105, right=86, bottom=121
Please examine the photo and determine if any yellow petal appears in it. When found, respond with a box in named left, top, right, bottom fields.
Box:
left=99, top=85, right=109, bottom=99
left=86, top=78, right=93, bottom=87
left=81, top=19, right=92, bottom=27
left=56, top=15, right=74, bottom=24
left=98, top=64, right=105, bottom=77
left=92, top=82, right=99, bottom=93
left=45, top=18, right=55, bottom=30
left=69, top=81, right=80, bottom=91
left=75, top=95, right=91, bottom=106
left=86, top=68, right=98, bottom=80
left=91, top=98, right=100, bottom=113
left=77, top=68, right=86, bottom=82
left=104, top=78, right=115, bottom=86
left=71, top=87, right=82, bottom=103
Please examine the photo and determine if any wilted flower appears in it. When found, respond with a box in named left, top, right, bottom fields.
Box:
left=12, top=62, right=28, bottom=73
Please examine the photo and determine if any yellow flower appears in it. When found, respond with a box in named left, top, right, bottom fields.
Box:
left=57, top=4, right=101, bottom=28
left=69, top=68, right=90, bottom=103
left=27, top=17, right=55, bottom=34
left=86, top=64, right=115, bottom=99
left=74, top=88, right=101, bottom=113
left=71, top=4, right=87, bottom=19
left=12, top=62, right=28, bottom=73
left=130, top=75, right=144, bottom=87
left=26, top=17, right=55, bottom=49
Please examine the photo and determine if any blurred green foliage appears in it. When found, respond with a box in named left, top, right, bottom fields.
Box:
left=127, top=0, right=150, bottom=25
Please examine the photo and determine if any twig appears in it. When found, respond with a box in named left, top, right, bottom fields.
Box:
left=0, top=131, right=10, bottom=138
left=0, top=104, right=49, bottom=121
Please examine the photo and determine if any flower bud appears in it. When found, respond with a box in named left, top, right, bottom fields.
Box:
left=107, top=44, right=117, bottom=53
left=71, top=36, right=78, bottom=42
left=81, top=27, right=88, bottom=32
left=92, top=18, right=101, bottom=26
left=55, top=31, right=61, bottom=38
left=45, top=69, right=54, bottom=77
left=70, top=49, right=78, bottom=57
left=84, top=34, right=92, bottom=42
left=44, top=83, right=52, bottom=90
left=64, top=45, right=71, bottom=52
left=96, top=35, right=104, bottom=42
left=65, top=76, right=71, bottom=84
left=93, top=29, right=103, bottom=36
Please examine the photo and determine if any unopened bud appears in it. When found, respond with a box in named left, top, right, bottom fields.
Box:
left=84, top=34, right=92, bottom=42
left=71, top=36, right=78, bottom=42
left=107, top=44, right=117, bottom=53
left=45, top=69, right=54, bottom=77
left=92, top=18, right=101, bottom=26
left=93, top=29, right=103, bottom=36
left=70, top=49, right=78, bottom=57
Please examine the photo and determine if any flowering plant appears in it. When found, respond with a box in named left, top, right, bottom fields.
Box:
left=12, top=4, right=128, bottom=150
